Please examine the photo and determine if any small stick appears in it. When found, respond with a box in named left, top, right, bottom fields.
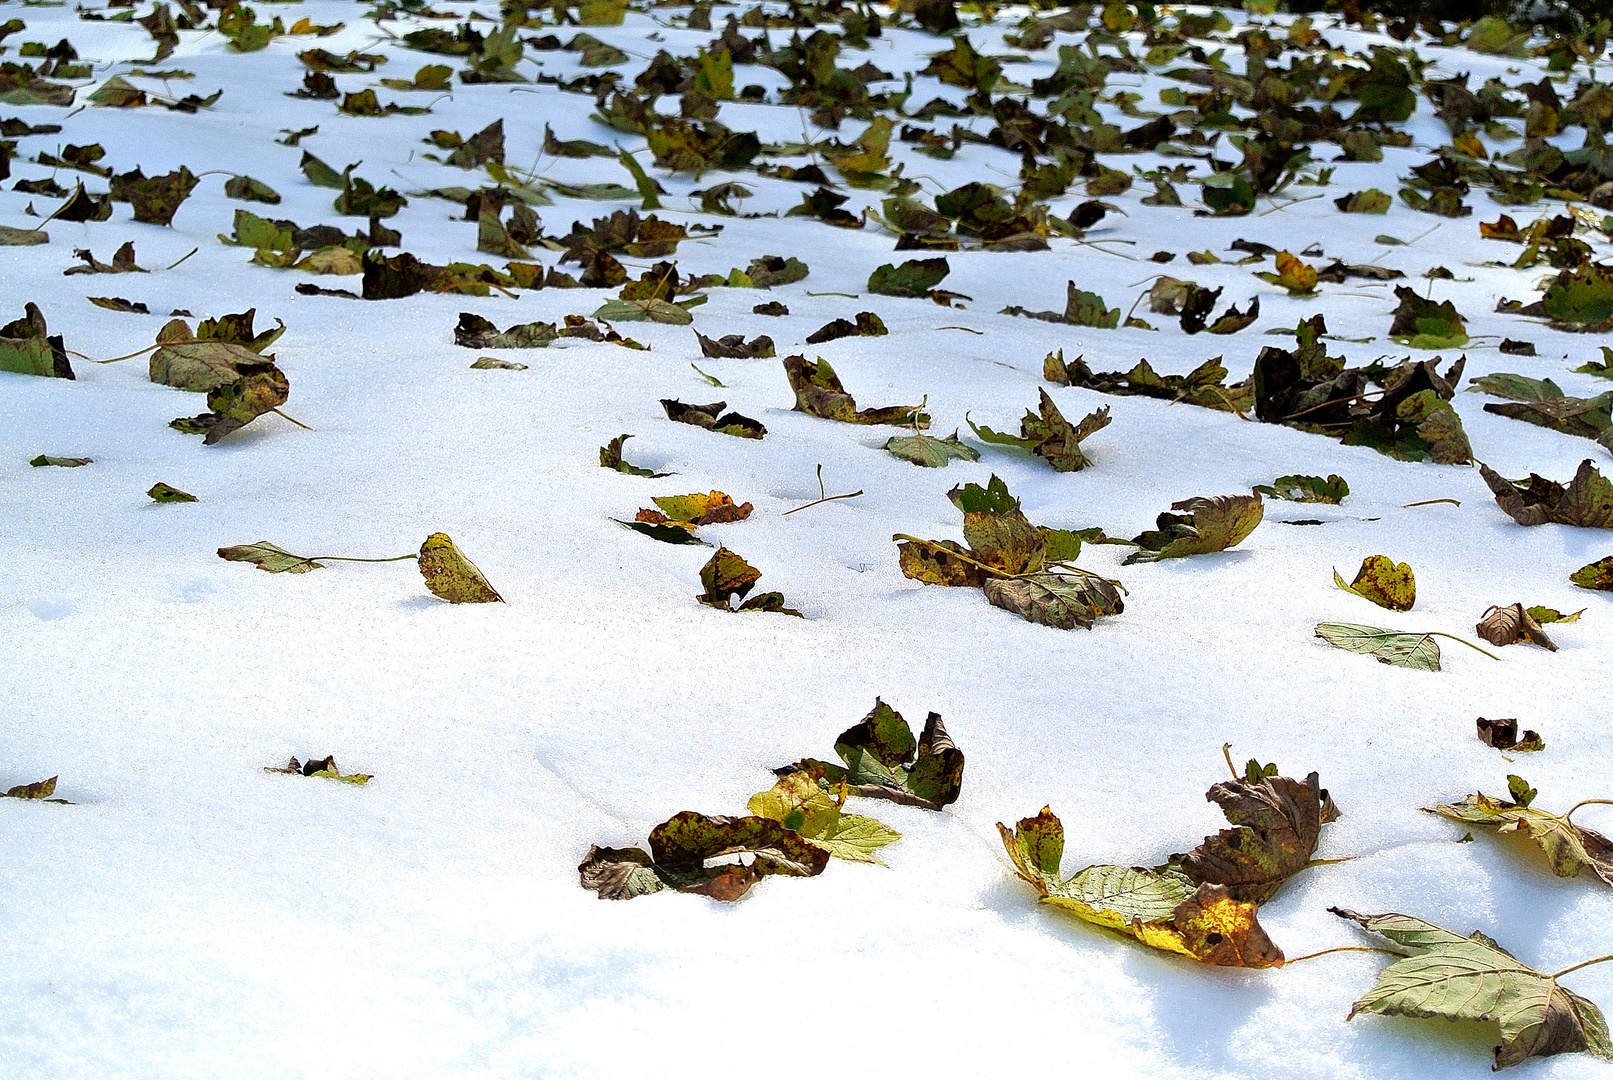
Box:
left=783, top=464, right=862, bottom=516
left=1403, top=498, right=1460, bottom=508
left=165, top=247, right=199, bottom=270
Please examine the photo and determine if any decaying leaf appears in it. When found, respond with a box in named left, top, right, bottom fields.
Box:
left=746, top=769, right=901, bottom=864
left=1176, top=769, right=1340, bottom=903
left=1254, top=474, right=1349, bottom=503
left=1314, top=623, right=1441, bottom=670
left=1481, top=460, right=1613, bottom=529
left=968, top=390, right=1110, bottom=472
left=661, top=398, right=766, bottom=439
left=805, top=311, right=888, bottom=344
left=783, top=355, right=927, bottom=427
left=982, top=572, right=1124, bottom=630
left=30, top=455, right=92, bottom=468
left=635, top=491, right=752, bottom=529
left=1477, top=718, right=1543, bottom=753
left=1477, top=603, right=1558, bottom=651
left=0, top=303, right=73, bottom=379
left=4, top=776, right=70, bottom=802
left=997, top=807, right=1284, bottom=968
left=1124, top=494, right=1264, bottom=564
left=697, top=547, right=799, bottom=616
left=454, top=313, right=557, bottom=350
left=218, top=541, right=323, bottom=574
left=150, top=341, right=273, bottom=392
left=883, top=429, right=980, bottom=467
left=1431, top=781, right=1613, bottom=887
left=1334, top=555, right=1416, bottom=611
left=776, top=699, right=963, bottom=811
left=1333, top=907, right=1613, bottom=1069
left=599, top=434, right=668, bottom=477
left=265, top=755, right=372, bottom=784
left=147, top=482, right=196, bottom=503
left=470, top=357, right=526, bottom=370
left=169, top=362, right=289, bottom=445
left=1573, top=557, right=1613, bottom=591
left=579, top=811, right=830, bottom=901
left=1388, top=286, right=1468, bottom=349
left=696, top=332, right=774, bottom=359
left=418, top=533, right=502, bottom=604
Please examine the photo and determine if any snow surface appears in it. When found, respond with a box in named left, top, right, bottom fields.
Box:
left=2, top=2, right=1612, bottom=1076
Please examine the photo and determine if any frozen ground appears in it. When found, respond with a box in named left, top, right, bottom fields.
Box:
left=2, top=0, right=1612, bottom=1076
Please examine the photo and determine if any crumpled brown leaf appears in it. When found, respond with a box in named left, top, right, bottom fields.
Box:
left=1177, top=770, right=1340, bottom=903
left=1477, top=603, right=1558, bottom=651
left=1481, top=459, right=1613, bottom=529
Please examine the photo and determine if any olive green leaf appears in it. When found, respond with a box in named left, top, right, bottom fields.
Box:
left=883, top=430, right=980, bottom=467
left=1481, top=460, right=1613, bottom=529
left=997, top=807, right=1284, bottom=968
left=1254, top=474, right=1348, bottom=503
left=641, top=811, right=830, bottom=900
left=1334, top=188, right=1392, bottom=213
left=1332, top=907, right=1613, bottom=1070
left=640, top=491, right=752, bottom=527
left=867, top=257, right=950, bottom=299
left=747, top=769, right=901, bottom=865
left=1429, top=783, right=1613, bottom=887
left=696, top=547, right=799, bottom=615
left=170, top=363, right=289, bottom=444
left=1528, top=606, right=1584, bottom=624
left=1572, top=548, right=1613, bottom=588
left=147, top=482, right=196, bottom=503
left=299, top=151, right=346, bottom=189
left=1388, top=285, right=1468, bottom=349
left=661, top=399, right=766, bottom=439
left=783, top=355, right=928, bottom=427
left=968, top=390, right=1110, bottom=472
left=1176, top=769, right=1339, bottom=904
left=1314, top=623, right=1441, bottom=670
left=1124, top=494, right=1263, bottom=564
left=469, top=357, right=526, bottom=370
left=592, top=297, right=695, bottom=324
left=149, top=341, right=268, bottom=392
left=615, top=519, right=710, bottom=546
left=30, top=455, right=91, bottom=467
left=1334, top=555, right=1416, bottom=611
left=264, top=756, right=371, bottom=784
left=418, top=533, right=502, bottom=604
left=1476, top=603, right=1558, bottom=651
left=88, top=297, right=148, bottom=314
left=223, top=175, right=280, bottom=204
left=982, top=572, right=1124, bottom=630
left=454, top=313, right=556, bottom=349
left=894, top=538, right=983, bottom=586
left=0, top=303, right=73, bottom=379
left=218, top=541, right=323, bottom=574
left=599, top=434, right=669, bottom=477
left=805, top=311, right=888, bottom=344
left=5, top=775, right=70, bottom=802
left=774, top=700, right=963, bottom=811
left=121, top=167, right=200, bottom=227
left=0, top=224, right=48, bottom=246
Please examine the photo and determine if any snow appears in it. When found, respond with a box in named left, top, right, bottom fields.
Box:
left=2, top=1, right=1612, bottom=1075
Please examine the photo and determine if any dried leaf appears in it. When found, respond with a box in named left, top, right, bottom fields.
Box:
left=599, top=434, right=668, bottom=477
left=418, top=533, right=502, bottom=603
left=218, top=541, right=323, bottom=574
left=1477, top=718, right=1543, bottom=753
left=1333, top=556, right=1416, bottom=611
left=776, top=700, right=964, bottom=811
left=1178, top=770, right=1339, bottom=903
left=147, top=482, right=196, bottom=503
left=1124, top=494, right=1263, bottom=563
left=982, top=572, right=1124, bottom=630
left=1477, top=603, right=1558, bottom=651
left=1431, top=784, right=1613, bottom=887
left=1254, top=474, right=1349, bottom=503
left=1481, top=460, right=1613, bottom=529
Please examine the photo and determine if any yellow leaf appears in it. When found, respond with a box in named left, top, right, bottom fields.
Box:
left=1334, top=555, right=1416, bottom=611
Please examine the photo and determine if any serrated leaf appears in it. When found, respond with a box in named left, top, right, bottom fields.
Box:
left=1178, top=770, right=1339, bottom=903
left=776, top=700, right=963, bottom=811
left=883, top=430, right=980, bottom=467
left=1254, top=474, right=1348, bottom=503
left=1430, top=788, right=1613, bottom=886
left=1333, top=908, right=1613, bottom=1069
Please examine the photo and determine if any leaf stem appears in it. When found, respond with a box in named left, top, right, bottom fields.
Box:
left=784, top=464, right=863, bottom=515
left=804, top=290, right=859, bottom=298
left=1222, top=742, right=1239, bottom=780
left=165, top=246, right=199, bottom=271
left=1427, top=632, right=1503, bottom=661
left=272, top=408, right=313, bottom=430
left=1551, top=954, right=1613, bottom=980
left=1565, top=799, right=1613, bottom=823
left=305, top=553, right=416, bottom=564
left=1283, top=946, right=1403, bottom=965
left=1402, top=498, right=1460, bottom=508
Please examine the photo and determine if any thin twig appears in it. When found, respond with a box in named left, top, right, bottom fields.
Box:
left=272, top=408, right=312, bottom=430
left=306, top=553, right=416, bottom=564
left=1403, top=498, right=1460, bottom=508
left=1222, top=743, right=1239, bottom=780
left=783, top=464, right=862, bottom=516
left=1565, top=799, right=1613, bottom=823
left=165, top=247, right=199, bottom=270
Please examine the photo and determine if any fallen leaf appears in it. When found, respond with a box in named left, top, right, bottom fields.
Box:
left=1177, top=769, right=1339, bottom=903
left=264, top=756, right=371, bottom=784
left=29, top=455, right=91, bottom=467
left=696, top=547, right=799, bottom=615
left=4, top=776, right=65, bottom=801
left=1477, top=718, right=1543, bottom=753
left=1388, top=285, right=1468, bottom=349
left=661, top=399, right=766, bottom=439
left=867, top=257, right=950, bottom=298
left=883, top=429, right=980, bottom=467
left=1481, top=460, right=1613, bottom=529
left=418, top=533, right=502, bottom=603
left=1527, top=606, right=1584, bottom=624
left=696, top=332, right=774, bottom=359
left=217, top=541, right=323, bottom=574
left=638, top=491, right=752, bottom=527
left=1255, top=251, right=1320, bottom=295
left=1124, top=494, right=1264, bottom=564
left=982, top=572, right=1123, bottom=630
left=1573, top=556, right=1613, bottom=590
left=1477, top=603, right=1558, bottom=651
left=997, top=807, right=1284, bottom=967
left=170, top=363, right=290, bottom=444
left=599, top=434, right=668, bottom=477
left=746, top=769, right=901, bottom=864
left=783, top=355, right=927, bottom=426
left=1332, top=907, right=1613, bottom=1069
left=775, top=700, right=963, bottom=811
left=579, top=811, right=829, bottom=901
left=1254, top=474, right=1349, bottom=503
left=1334, top=555, right=1416, bottom=611
left=1314, top=623, right=1441, bottom=670
left=469, top=357, right=526, bottom=370
left=146, top=482, right=196, bottom=503
left=0, top=303, right=73, bottom=379
left=805, top=311, right=888, bottom=344
left=968, top=390, right=1110, bottom=472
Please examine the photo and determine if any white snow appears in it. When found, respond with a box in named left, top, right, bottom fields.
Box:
left=2, top=1, right=1612, bottom=1076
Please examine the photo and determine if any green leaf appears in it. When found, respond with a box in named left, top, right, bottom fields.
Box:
left=968, top=390, right=1110, bottom=472
left=747, top=770, right=900, bottom=864
left=147, top=482, right=196, bottom=503
left=614, top=519, right=711, bottom=546
left=0, top=303, right=73, bottom=379
left=883, top=430, right=980, bottom=467
left=1313, top=622, right=1441, bottom=670
left=599, top=434, right=668, bottom=477
left=868, top=257, right=950, bottom=298
left=1334, top=188, right=1392, bottom=213
left=5, top=775, right=58, bottom=799
left=697, top=547, right=798, bottom=615
left=30, top=455, right=91, bottom=467
left=776, top=700, right=963, bottom=811
left=1332, top=908, right=1613, bottom=1069
left=223, top=175, right=280, bottom=205
left=0, top=224, right=48, bottom=245
left=1572, top=556, right=1613, bottom=591
left=783, top=355, right=927, bottom=427
left=418, top=532, right=502, bottom=604
left=218, top=541, right=323, bottom=574
left=1124, top=494, right=1264, bottom=563
left=1254, top=474, right=1349, bottom=503
left=982, top=572, right=1124, bottom=630
left=1388, top=285, right=1467, bottom=349
left=592, top=297, right=694, bottom=324
left=1429, top=788, right=1613, bottom=886
left=149, top=341, right=266, bottom=392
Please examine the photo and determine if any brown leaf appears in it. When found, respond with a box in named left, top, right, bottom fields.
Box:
left=1477, top=603, right=1558, bottom=651
left=1178, top=771, right=1339, bottom=903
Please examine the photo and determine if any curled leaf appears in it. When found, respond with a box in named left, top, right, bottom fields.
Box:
left=1333, top=556, right=1416, bottom=611
left=418, top=533, right=502, bottom=603
left=217, top=541, right=323, bottom=574
left=1477, top=603, right=1557, bottom=651
left=1124, top=494, right=1263, bottom=564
